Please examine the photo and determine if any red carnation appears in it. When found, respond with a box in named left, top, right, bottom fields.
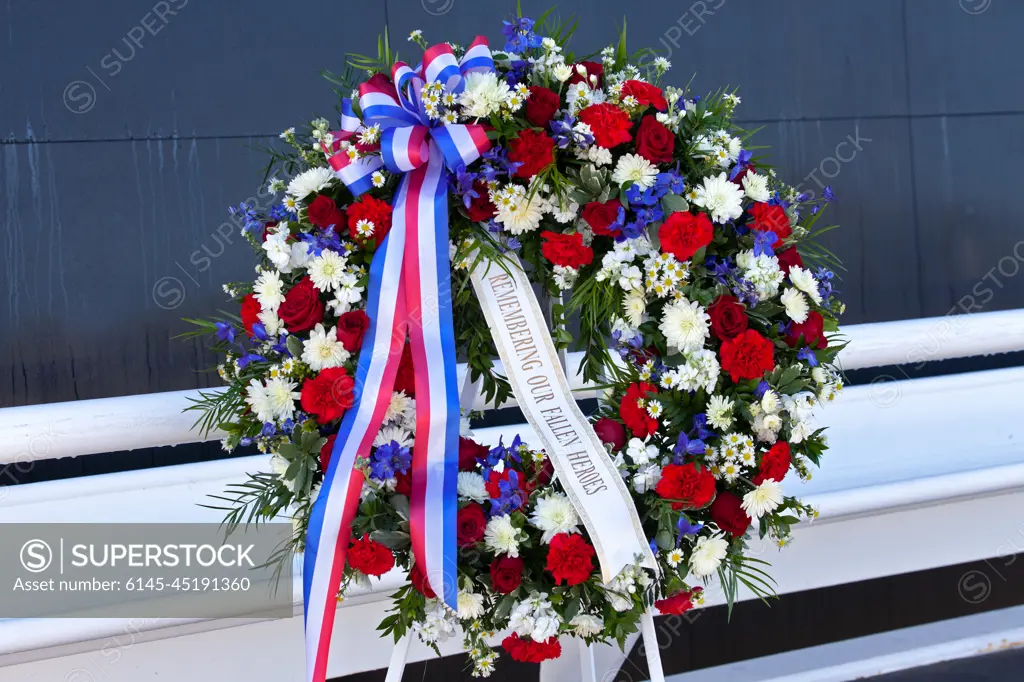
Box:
left=456, top=504, right=487, bottom=547
left=710, top=490, right=752, bottom=538
left=490, top=556, right=524, bottom=594
left=320, top=433, right=337, bottom=472
left=655, top=586, right=703, bottom=615
left=300, top=366, right=356, bottom=424
left=546, top=533, right=595, bottom=586
left=526, top=86, right=561, bottom=127
left=620, top=382, right=659, bottom=438
left=336, top=309, right=370, bottom=352
left=278, top=276, right=325, bottom=333
left=509, top=129, right=556, bottom=179
left=720, top=329, right=775, bottom=383
left=707, top=294, right=749, bottom=341
left=307, top=194, right=346, bottom=230
left=347, top=535, right=395, bottom=577
left=655, top=463, right=717, bottom=511
left=634, top=115, right=675, bottom=164
left=581, top=199, right=622, bottom=237
left=776, top=246, right=804, bottom=275
left=785, top=311, right=828, bottom=350
left=540, top=231, right=593, bottom=269
left=566, top=60, right=604, bottom=87
left=753, top=441, right=792, bottom=486
left=409, top=562, right=436, bottom=598
left=393, top=342, right=416, bottom=397
left=240, top=293, right=261, bottom=337
left=659, top=211, right=713, bottom=262
left=459, top=437, right=490, bottom=472
left=621, top=80, right=668, bottom=111
left=748, top=202, right=792, bottom=239
left=593, top=417, right=627, bottom=451
left=578, top=103, right=632, bottom=148
left=465, top=180, right=497, bottom=222
left=347, top=195, right=393, bottom=244
left=502, top=633, right=563, bottom=664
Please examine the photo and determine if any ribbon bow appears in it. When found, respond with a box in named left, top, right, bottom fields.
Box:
left=303, top=38, right=494, bottom=682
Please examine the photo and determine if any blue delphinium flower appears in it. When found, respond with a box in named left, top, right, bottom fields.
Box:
left=823, top=186, right=837, bottom=203
left=505, top=59, right=531, bottom=86
left=502, top=16, right=543, bottom=52
left=453, top=167, right=481, bottom=209
left=229, top=202, right=265, bottom=235
left=676, top=515, right=704, bottom=546
left=369, top=441, right=412, bottom=481
left=797, top=347, right=819, bottom=366
left=752, top=229, right=779, bottom=257
left=729, top=149, right=752, bottom=181
left=215, top=321, right=236, bottom=343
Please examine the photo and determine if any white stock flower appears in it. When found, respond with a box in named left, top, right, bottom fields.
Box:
left=570, top=614, right=604, bottom=637
left=262, top=229, right=293, bottom=272
left=660, top=298, right=711, bottom=353
left=301, top=324, right=350, bottom=371
left=632, top=464, right=662, bottom=493
left=457, top=471, right=489, bottom=503
left=286, top=167, right=334, bottom=199
left=689, top=534, right=729, bottom=578
left=742, top=480, right=784, bottom=518
left=626, top=438, right=659, bottom=466
left=692, top=172, right=745, bottom=223
left=529, top=494, right=580, bottom=543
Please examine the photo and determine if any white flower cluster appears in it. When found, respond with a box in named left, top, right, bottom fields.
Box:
left=413, top=598, right=459, bottom=644
left=508, top=592, right=562, bottom=641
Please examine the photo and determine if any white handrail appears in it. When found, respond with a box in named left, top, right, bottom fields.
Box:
left=1, top=309, right=1022, bottom=466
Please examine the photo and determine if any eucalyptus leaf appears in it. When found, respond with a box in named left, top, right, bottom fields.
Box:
left=286, top=335, right=304, bottom=359
left=661, top=193, right=689, bottom=215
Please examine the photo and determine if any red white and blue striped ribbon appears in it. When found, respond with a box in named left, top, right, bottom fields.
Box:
left=304, top=37, right=493, bottom=682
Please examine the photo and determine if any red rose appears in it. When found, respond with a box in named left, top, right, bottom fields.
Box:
left=581, top=200, right=622, bottom=237
left=655, top=463, right=717, bottom=510
left=509, top=129, right=556, bottom=179
left=465, top=180, right=496, bottom=222
left=409, top=562, right=436, bottom=598
left=578, top=103, right=632, bottom=148
left=522, top=458, right=554, bottom=495
left=301, top=366, right=356, bottom=424
left=394, top=469, right=412, bottom=496
left=307, top=194, right=345, bottom=229
left=336, top=310, right=370, bottom=352
left=546, top=533, right=595, bottom=586
left=730, top=163, right=754, bottom=186
left=620, top=382, right=659, bottom=437
left=261, top=220, right=277, bottom=243
left=347, top=535, right=395, bottom=577
left=459, top=437, right=490, bottom=472
left=655, top=586, right=703, bottom=615
left=593, top=417, right=627, bottom=451
left=719, top=329, right=775, bottom=383
left=707, top=295, right=749, bottom=341
left=566, top=60, right=604, bottom=87
left=660, top=211, right=713, bottom=262
left=748, top=202, right=792, bottom=239
left=540, top=230, right=594, bottom=269
left=634, top=115, right=675, bottom=164
left=320, top=433, right=337, bottom=472
left=526, top=86, right=561, bottom=127
left=620, top=80, right=668, bottom=111
left=456, top=504, right=487, bottom=547
left=240, top=293, right=261, bottom=337
left=347, top=195, right=393, bottom=244
left=753, top=441, right=792, bottom=485
left=393, top=342, right=416, bottom=397
left=278, top=276, right=325, bottom=333
left=490, top=556, right=524, bottom=593
left=776, top=246, right=804, bottom=275
left=785, top=311, right=828, bottom=350
left=710, top=490, right=751, bottom=538
left=502, top=633, right=563, bottom=664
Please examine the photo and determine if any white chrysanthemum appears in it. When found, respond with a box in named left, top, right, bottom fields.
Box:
left=492, top=185, right=549, bottom=234
left=457, top=471, right=488, bottom=503
left=660, top=298, right=711, bottom=353
left=384, top=391, right=415, bottom=426
left=780, top=287, right=809, bottom=323
left=529, top=494, right=580, bottom=543
left=611, top=153, right=658, bottom=190
left=761, top=389, right=782, bottom=415
left=257, top=308, right=283, bottom=336
left=692, top=172, right=745, bottom=223
left=570, top=613, right=604, bottom=637
left=742, top=480, right=784, bottom=518
left=246, top=377, right=299, bottom=423
left=254, top=269, right=286, bottom=312
left=689, top=534, right=729, bottom=578
left=373, top=425, right=414, bottom=449
left=270, top=454, right=296, bottom=492
left=552, top=62, right=574, bottom=82
left=484, top=514, right=523, bottom=557
left=262, top=229, right=293, bottom=272
left=789, top=265, right=823, bottom=304
left=457, top=591, right=486, bottom=620
left=459, top=72, right=512, bottom=118
left=623, top=292, right=647, bottom=327
left=286, top=167, right=334, bottom=199
left=308, top=250, right=348, bottom=293
left=302, top=324, right=350, bottom=371
left=742, top=172, right=771, bottom=202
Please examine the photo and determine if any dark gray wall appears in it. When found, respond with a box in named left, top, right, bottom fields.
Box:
left=2, top=0, right=1022, bottom=408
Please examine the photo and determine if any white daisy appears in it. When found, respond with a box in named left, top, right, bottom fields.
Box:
left=307, top=250, right=348, bottom=292
left=484, top=514, right=523, bottom=557
left=301, top=324, right=350, bottom=371
left=665, top=548, right=685, bottom=568
left=529, top=494, right=580, bottom=543
left=741, top=172, right=771, bottom=202
left=742, top=480, right=784, bottom=518
left=611, top=154, right=659, bottom=190
left=659, top=298, right=711, bottom=353
left=457, top=591, right=486, bottom=620
left=457, top=472, right=489, bottom=503
left=286, top=167, right=334, bottom=199
left=253, top=269, right=286, bottom=312
left=373, top=425, right=414, bottom=449
left=780, top=287, right=809, bottom=323
left=692, top=172, right=745, bottom=223
left=689, top=534, right=729, bottom=578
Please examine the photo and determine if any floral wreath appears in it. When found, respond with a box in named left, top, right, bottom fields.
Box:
left=186, top=10, right=845, bottom=679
